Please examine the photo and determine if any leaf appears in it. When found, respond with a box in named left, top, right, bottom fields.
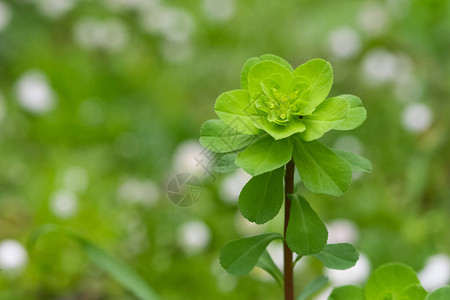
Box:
left=333, top=150, right=372, bottom=173
left=212, top=152, right=239, bottom=173
left=328, top=285, right=365, bottom=300
left=365, top=262, right=421, bottom=300
left=334, top=95, right=367, bottom=131
left=400, top=284, right=428, bottom=300
left=260, top=54, right=294, bottom=72
left=286, top=195, right=328, bottom=256
left=239, top=167, right=284, bottom=224
left=253, top=115, right=306, bottom=140
left=241, top=57, right=260, bottom=90
left=248, top=61, right=293, bottom=97
left=426, top=286, right=450, bottom=300
left=299, top=96, right=350, bottom=141
left=235, top=134, right=293, bottom=176
left=292, top=58, right=333, bottom=113
left=256, top=250, right=284, bottom=287
left=220, top=233, right=282, bottom=275
left=297, top=275, right=329, bottom=300
left=200, top=119, right=257, bottom=153
left=312, top=243, right=359, bottom=270
left=293, top=138, right=352, bottom=196
left=214, top=89, right=261, bottom=135
left=28, top=225, right=160, bottom=300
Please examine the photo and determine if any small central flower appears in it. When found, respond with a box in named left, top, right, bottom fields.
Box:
left=254, top=82, right=307, bottom=126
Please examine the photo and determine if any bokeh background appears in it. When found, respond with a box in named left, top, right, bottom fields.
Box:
left=0, top=0, right=449, bottom=299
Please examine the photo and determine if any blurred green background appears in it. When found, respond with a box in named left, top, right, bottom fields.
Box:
left=0, top=0, right=449, bottom=299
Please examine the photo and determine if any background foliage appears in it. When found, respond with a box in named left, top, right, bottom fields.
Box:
left=0, top=0, right=449, bottom=299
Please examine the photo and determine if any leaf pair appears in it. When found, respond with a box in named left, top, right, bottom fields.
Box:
left=329, top=263, right=450, bottom=300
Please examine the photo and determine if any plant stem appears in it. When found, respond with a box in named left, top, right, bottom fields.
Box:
left=284, top=159, right=295, bottom=300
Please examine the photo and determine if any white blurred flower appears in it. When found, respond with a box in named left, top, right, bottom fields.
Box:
left=314, top=287, right=333, bottom=300
left=419, top=254, right=450, bottom=291
left=50, top=189, right=78, bottom=219
left=334, top=135, right=363, bottom=154
left=172, top=140, right=206, bottom=177
left=327, top=219, right=359, bottom=244
left=328, top=27, right=361, bottom=59
left=103, top=0, right=152, bottom=11
left=178, top=220, right=211, bottom=254
left=0, top=91, right=5, bottom=123
left=326, top=253, right=371, bottom=285
left=0, top=240, right=28, bottom=274
left=234, top=211, right=267, bottom=236
left=203, top=0, right=235, bottom=22
left=36, top=0, right=76, bottom=19
left=386, top=0, right=411, bottom=19
left=117, top=178, right=160, bottom=206
left=15, top=70, right=56, bottom=114
left=219, top=169, right=251, bottom=205
left=357, top=2, right=390, bottom=37
left=0, top=1, right=11, bottom=33
left=267, top=241, right=284, bottom=271
left=160, top=39, right=194, bottom=63
left=63, top=166, right=89, bottom=192
left=73, top=18, right=128, bottom=52
left=362, top=48, right=397, bottom=84
left=402, top=103, right=433, bottom=133
left=140, top=6, right=195, bottom=42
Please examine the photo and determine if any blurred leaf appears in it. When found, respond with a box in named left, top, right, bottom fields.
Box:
left=334, top=95, right=367, bottom=131
left=297, top=275, right=329, bottom=300
left=220, top=233, right=282, bottom=275
left=28, top=225, right=160, bottom=300
left=425, top=286, right=450, bottom=300
left=328, top=285, right=364, bottom=300
left=365, top=262, right=421, bottom=300
left=200, top=119, right=256, bottom=153
left=235, top=134, right=292, bottom=176
left=239, top=167, right=284, bottom=224
left=286, top=194, right=328, bottom=256
left=312, top=243, right=359, bottom=270
left=333, top=150, right=372, bottom=173
left=299, top=96, right=350, bottom=141
left=293, top=138, right=352, bottom=196
left=256, top=250, right=284, bottom=287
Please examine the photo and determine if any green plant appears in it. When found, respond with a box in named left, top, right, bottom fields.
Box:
left=200, top=54, right=371, bottom=300
left=329, top=262, right=450, bottom=300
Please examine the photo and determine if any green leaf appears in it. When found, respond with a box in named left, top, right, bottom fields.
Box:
left=200, top=119, right=257, bottom=153
left=312, top=243, right=359, bottom=270
left=334, top=95, right=367, bottom=131
left=248, top=61, right=293, bottom=97
left=299, top=96, right=350, bottom=141
left=220, top=233, right=282, bottom=275
left=292, top=58, right=333, bottom=112
left=256, top=250, right=284, bottom=287
left=235, top=134, right=293, bottom=176
left=426, top=286, right=450, bottom=300
left=333, top=150, right=372, bottom=173
left=286, top=195, right=328, bottom=256
left=214, top=89, right=261, bottom=135
left=241, top=57, right=260, bottom=90
left=212, top=152, right=239, bottom=173
left=297, top=275, right=329, bottom=300
left=28, top=225, right=160, bottom=300
left=239, top=167, right=284, bottom=224
left=400, top=284, right=428, bottom=300
left=328, top=285, right=365, bottom=300
left=260, top=54, right=294, bottom=72
left=365, top=262, right=421, bottom=300
left=293, top=138, right=352, bottom=196
left=253, top=115, right=306, bottom=140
